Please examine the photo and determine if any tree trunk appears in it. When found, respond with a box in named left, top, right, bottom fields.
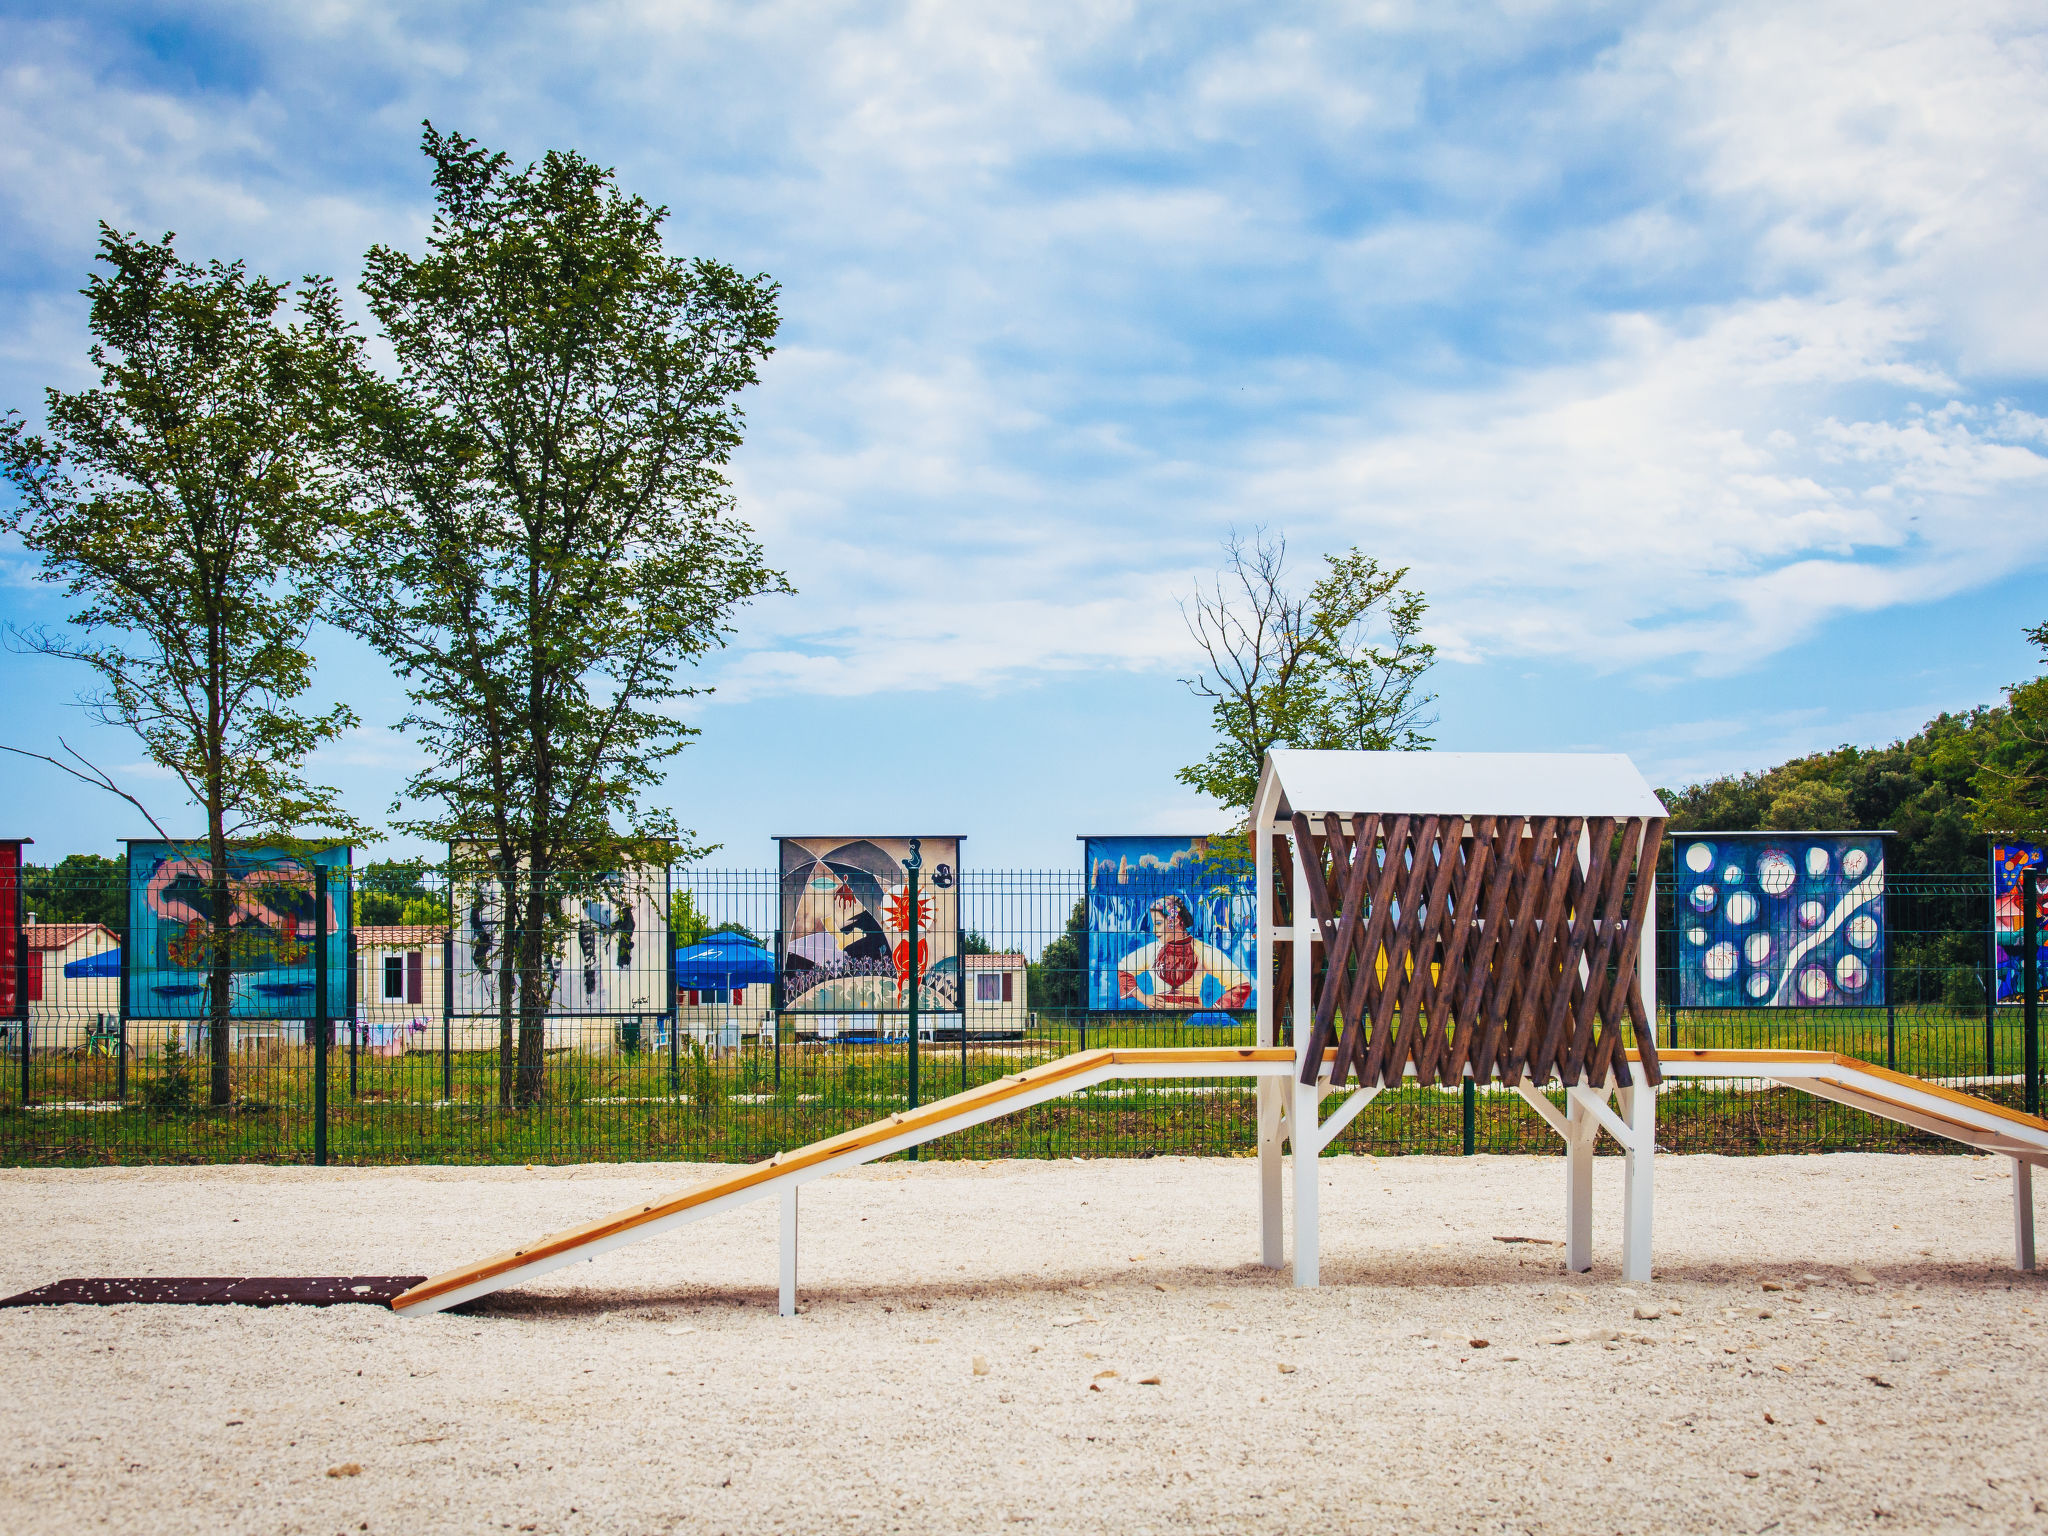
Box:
left=206, top=818, right=233, bottom=1108
left=515, top=868, right=549, bottom=1108
left=496, top=863, right=516, bottom=1111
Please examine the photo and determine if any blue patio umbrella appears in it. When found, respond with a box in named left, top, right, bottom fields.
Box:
left=65, top=949, right=121, bottom=979
left=673, top=932, right=777, bottom=992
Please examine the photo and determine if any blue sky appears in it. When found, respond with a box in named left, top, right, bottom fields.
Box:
left=3, top=1, right=2046, bottom=867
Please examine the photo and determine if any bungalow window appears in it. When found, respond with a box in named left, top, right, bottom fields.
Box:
left=976, top=973, right=1013, bottom=1003
left=383, top=956, right=405, bottom=999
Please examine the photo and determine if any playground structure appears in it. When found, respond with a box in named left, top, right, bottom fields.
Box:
left=390, top=751, right=2048, bottom=1318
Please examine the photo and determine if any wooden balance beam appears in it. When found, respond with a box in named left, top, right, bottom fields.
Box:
left=390, top=1046, right=2048, bottom=1318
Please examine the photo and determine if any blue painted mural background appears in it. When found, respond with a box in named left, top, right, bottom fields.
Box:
left=1085, top=836, right=1255, bottom=1016
left=1674, top=834, right=1886, bottom=1008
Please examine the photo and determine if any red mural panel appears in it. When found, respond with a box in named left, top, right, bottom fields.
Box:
left=0, top=841, right=22, bottom=1020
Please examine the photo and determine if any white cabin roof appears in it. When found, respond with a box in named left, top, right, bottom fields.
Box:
left=1257, top=750, right=1667, bottom=822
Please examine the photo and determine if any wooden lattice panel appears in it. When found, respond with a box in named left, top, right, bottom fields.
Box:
left=1289, top=814, right=1666, bottom=1090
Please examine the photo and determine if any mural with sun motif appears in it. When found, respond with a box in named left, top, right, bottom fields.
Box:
left=1675, top=834, right=1886, bottom=1008
left=777, top=836, right=962, bottom=1014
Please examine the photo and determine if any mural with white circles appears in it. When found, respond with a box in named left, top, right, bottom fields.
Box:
left=1675, top=835, right=1887, bottom=1008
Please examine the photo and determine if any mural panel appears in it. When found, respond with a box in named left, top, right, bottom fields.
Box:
left=778, top=836, right=961, bottom=1014
left=1085, top=836, right=1255, bottom=1015
left=0, top=840, right=21, bottom=1020
left=126, top=842, right=350, bottom=1018
left=1992, top=843, right=2048, bottom=1005
left=448, top=864, right=668, bottom=1017
left=1674, top=833, right=1886, bottom=1008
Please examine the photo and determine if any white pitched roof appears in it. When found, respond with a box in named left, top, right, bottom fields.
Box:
left=1259, top=750, right=1667, bottom=821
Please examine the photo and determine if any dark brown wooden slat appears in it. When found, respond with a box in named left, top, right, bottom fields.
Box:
left=0, top=1277, right=427, bottom=1308
left=1561, top=818, right=1644, bottom=1087
left=1478, top=818, right=1563, bottom=1086
left=1427, top=819, right=1499, bottom=1085
left=1504, top=818, right=1585, bottom=1085
left=1290, top=813, right=1341, bottom=945
left=1589, top=818, right=1668, bottom=1088
left=1360, top=816, right=1445, bottom=1087
left=1299, top=813, right=1382, bottom=1085
left=1330, top=814, right=1412, bottom=1086
left=1382, top=822, right=1463, bottom=1086
left=1534, top=817, right=1616, bottom=1084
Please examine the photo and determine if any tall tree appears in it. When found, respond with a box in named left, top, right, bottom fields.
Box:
left=1178, top=528, right=1436, bottom=820
left=1972, top=622, right=2048, bottom=841
left=331, top=128, right=785, bottom=1108
left=0, top=228, right=360, bottom=1105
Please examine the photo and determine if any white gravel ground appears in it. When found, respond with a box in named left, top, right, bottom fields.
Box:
left=3, top=1152, right=2047, bottom=1535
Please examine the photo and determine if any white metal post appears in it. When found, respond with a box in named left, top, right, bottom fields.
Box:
left=1621, top=1081, right=1655, bottom=1282
left=2015, top=1158, right=2037, bottom=1273
left=1291, top=819, right=1320, bottom=1288
left=778, top=1185, right=799, bottom=1316
left=1623, top=867, right=1659, bottom=1283
left=1255, top=788, right=1284, bottom=1268
left=1565, top=1092, right=1593, bottom=1273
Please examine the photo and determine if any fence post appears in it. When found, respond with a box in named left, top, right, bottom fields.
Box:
left=905, top=841, right=922, bottom=1152
left=2026, top=867, right=2039, bottom=1116
left=347, top=869, right=359, bottom=1101
left=1462, top=1076, right=1476, bottom=1155
left=442, top=878, right=454, bottom=1102
left=314, top=864, right=329, bottom=1167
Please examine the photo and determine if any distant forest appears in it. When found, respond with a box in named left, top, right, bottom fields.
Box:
left=1660, top=625, right=2048, bottom=875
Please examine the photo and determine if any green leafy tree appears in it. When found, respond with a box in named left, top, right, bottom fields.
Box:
left=1972, top=622, right=2048, bottom=841
left=23, top=853, right=127, bottom=930
left=354, top=858, right=432, bottom=925
left=1, top=228, right=362, bottom=1105
left=1029, top=898, right=1089, bottom=1014
left=1178, top=528, right=1436, bottom=820
left=329, top=128, right=785, bottom=1108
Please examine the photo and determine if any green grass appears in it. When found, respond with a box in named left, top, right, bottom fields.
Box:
left=2, top=1006, right=2035, bottom=1167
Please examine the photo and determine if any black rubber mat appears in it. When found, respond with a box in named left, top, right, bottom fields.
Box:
left=0, top=1276, right=427, bottom=1307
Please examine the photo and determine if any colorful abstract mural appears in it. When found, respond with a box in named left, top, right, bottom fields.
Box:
left=1085, top=836, right=1255, bottom=1016
left=1992, top=843, right=2048, bottom=1005
left=1674, top=833, right=1886, bottom=1008
left=448, top=862, right=668, bottom=1018
left=126, top=842, right=350, bottom=1018
left=778, top=836, right=962, bottom=1013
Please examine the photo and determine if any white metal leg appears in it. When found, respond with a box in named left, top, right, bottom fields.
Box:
left=1565, top=1094, right=1593, bottom=1273
left=1621, top=1081, right=1656, bottom=1283
left=2016, top=1158, right=2037, bottom=1273
left=778, top=1185, right=799, bottom=1316
left=1291, top=1080, right=1320, bottom=1287
left=1259, top=1079, right=1285, bottom=1268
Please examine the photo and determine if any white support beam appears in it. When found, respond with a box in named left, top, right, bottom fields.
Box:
left=1621, top=1082, right=1656, bottom=1282
left=1313, top=1086, right=1383, bottom=1152
left=1255, top=779, right=1283, bottom=1270
left=1513, top=1081, right=1573, bottom=1141
left=1565, top=1094, right=1594, bottom=1274
left=2016, top=1159, right=2036, bottom=1274
left=1566, top=1082, right=1638, bottom=1152
left=1291, top=827, right=1319, bottom=1288
left=778, top=1185, right=799, bottom=1317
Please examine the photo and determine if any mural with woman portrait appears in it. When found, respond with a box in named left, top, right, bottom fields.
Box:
left=1084, top=836, right=1254, bottom=1016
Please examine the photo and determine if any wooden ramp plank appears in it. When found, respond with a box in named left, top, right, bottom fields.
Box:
left=391, top=1046, right=1296, bottom=1315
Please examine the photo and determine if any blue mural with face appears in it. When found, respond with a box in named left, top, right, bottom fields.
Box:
left=1675, top=834, right=1886, bottom=1008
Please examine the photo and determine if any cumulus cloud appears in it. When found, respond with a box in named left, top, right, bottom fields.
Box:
left=0, top=0, right=2043, bottom=715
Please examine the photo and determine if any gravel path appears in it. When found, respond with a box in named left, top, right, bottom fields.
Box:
left=3, top=1152, right=2046, bottom=1534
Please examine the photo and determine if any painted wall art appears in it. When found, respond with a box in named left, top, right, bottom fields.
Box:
left=778, top=836, right=962, bottom=1014
left=1084, top=836, right=1255, bottom=1015
left=1674, top=833, right=1886, bottom=1008
left=448, top=862, right=668, bottom=1018
left=125, top=842, right=350, bottom=1018
left=1992, top=843, right=2048, bottom=1005
left=0, top=840, right=21, bottom=1020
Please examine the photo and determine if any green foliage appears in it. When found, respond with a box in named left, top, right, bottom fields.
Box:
left=669, top=889, right=709, bottom=946
left=354, top=859, right=434, bottom=925
left=1029, top=898, right=1089, bottom=1013
left=1178, top=530, right=1435, bottom=818
left=0, top=226, right=364, bottom=1106
left=141, top=1035, right=194, bottom=1110
left=1970, top=623, right=2048, bottom=840
left=22, top=854, right=126, bottom=930
left=961, top=927, right=994, bottom=956
left=1659, top=707, right=2002, bottom=873
left=327, top=126, right=787, bottom=1107
left=687, top=1038, right=722, bottom=1121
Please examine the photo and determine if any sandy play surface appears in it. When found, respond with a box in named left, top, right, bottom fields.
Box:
left=3, top=1152, right=2046, bottom=1535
